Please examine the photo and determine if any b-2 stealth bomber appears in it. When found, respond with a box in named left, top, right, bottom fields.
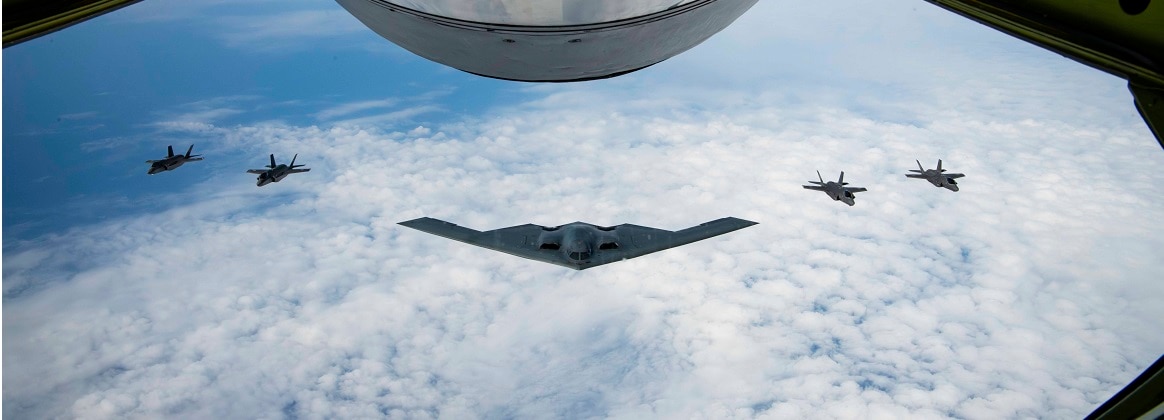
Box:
left=803, top=171, right=868, bottom=206
left=398, top=217, right=757, bottom=270
left=146, top=145, right=202, bottom=175
left=905, top=159, right=964, bottom=191
left=247, top=154, right=310, bottom=187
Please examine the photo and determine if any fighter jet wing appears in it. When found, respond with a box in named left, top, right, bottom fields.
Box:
left=588, top=217, right=758, bottom=268
left=398, top=217, right=566, bottom=267
left=246, top=169, right=268, bottom=174
left=289, top=168, right=311, bottom=174
left=845, top=187, right=868, bottom=193
left=946, top=173, right=965, bottom=179
left=802, top=185, right=828, bottom=191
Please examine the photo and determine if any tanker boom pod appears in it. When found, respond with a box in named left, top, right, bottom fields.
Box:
left=334, top=0, right=759, bottom=82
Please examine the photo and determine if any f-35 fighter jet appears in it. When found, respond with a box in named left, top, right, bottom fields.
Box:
left=146, top=145, right=202, bottom=175
left=399, top=217, right=757, bottom=270
left=247, top=154, right=310, bottom=187
left=803, top=171, right=868, bottom=206
left=905, top=159, right=964, bottom=192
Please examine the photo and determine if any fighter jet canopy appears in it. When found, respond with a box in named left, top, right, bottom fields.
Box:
left=336, top=0, right=758, bottom=82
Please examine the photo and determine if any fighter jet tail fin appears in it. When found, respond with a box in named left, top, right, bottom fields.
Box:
left=807, top=170, right=824, bottom=185
left=908, top=159, right=925, bottom=172
left=937, top=159, right=945, bottom=172
left=290, top=154, right=305, bottom=168
left=268, top=154, right=277, bottom=168
left=838, top=171, right=849, bottom=185
left=184, top=144, right=201, bottom=159
left=167, top=145, right=174, bottom=157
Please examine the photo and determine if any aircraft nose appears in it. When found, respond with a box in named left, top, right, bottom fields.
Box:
left=566, top=240, right=592, bottom=261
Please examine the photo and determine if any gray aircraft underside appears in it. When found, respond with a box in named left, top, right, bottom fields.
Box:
left=334, top=0, right=758, bottom=82
left=906, top=159, right=964, bottom=191
left=146, top=145, right=203, bottom=175
left=803, top=171, right=868, bottom=206
left=247, top=154, right=311, bottom=187
left=399, top=217, right=757, bottom=270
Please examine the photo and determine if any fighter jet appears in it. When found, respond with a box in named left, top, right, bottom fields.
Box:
left=803, top=171, right=868, bottom=206
left=246, top=154, right=310, bottom=187
left=146, top=145, right=203, bottom=175
left=398, top=217, right=757, bottom=270
left=906, top=159, right=964, bottom=191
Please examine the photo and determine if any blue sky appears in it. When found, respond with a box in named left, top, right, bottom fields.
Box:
left=5, top=0, right=1164, bottom=418
left=3, top=0, right=521, bottom=240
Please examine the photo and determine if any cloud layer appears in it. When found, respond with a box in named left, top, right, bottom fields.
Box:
left=6, top=74, right=1164, bottom=418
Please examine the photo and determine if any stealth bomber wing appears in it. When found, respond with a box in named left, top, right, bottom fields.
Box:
left=399, top=217, right=757, bottom=270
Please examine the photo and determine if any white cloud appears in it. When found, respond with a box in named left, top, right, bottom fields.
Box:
left=315, top=89, right=458, bottom=123
left=110, top=0, right=317, bottom=23
left=314, top=99, right=399, bottom=121
left=214, top=10, right=368, bottom=50
left=331, top=105, right=443, bottom=127
left=59, top=111, right=100, bottom=120
left=149, top=95, right=262, bottom=127
left=6, top=0, right=1164, bottom=418
left=107, top=0, right=383, bottom=54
